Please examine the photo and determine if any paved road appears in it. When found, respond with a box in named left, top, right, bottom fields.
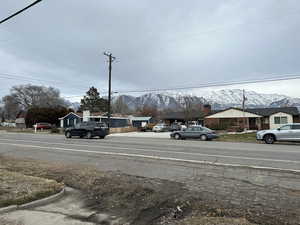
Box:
left=0, top=132, right=300, bottom=171
left=2, top=132, right=300, bottom=224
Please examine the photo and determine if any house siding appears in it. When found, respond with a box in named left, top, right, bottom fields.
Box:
left=269, top=112, right=293, bottom=129
left=62, top=114, right=82, bottom=128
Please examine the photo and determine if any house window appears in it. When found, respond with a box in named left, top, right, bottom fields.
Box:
left=274, top=116, right=288, bottom=124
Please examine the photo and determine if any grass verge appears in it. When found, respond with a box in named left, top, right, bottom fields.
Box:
left=3, top=155, right=297, bottom=225
left=0, top=169, right=63, bottom=208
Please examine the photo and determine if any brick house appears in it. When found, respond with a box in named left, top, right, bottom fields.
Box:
left=204, top=107, right=300, bottom=131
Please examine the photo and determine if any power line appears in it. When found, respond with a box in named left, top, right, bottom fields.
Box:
left=0, top=0, right=43, bottom=25
left=112, top=75, right=300, bottom=94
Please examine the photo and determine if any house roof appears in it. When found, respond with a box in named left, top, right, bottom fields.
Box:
left=59, top=112, right=130, bottom=120
left=129, top=116, right=152, bottom=121
left=246, top=107, right=299, bottom=116
left=205, top=107, right=299, bottom=118
left=205, top=108, right=262, bottom=119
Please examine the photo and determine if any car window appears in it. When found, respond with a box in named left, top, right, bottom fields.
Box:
left=202, top=127, right=212, bottom=132
left=292, top=125, right=300, bottom=130
left=186, top=127, right=193, bottom=131
left=280, top=125, right=291, bottom=130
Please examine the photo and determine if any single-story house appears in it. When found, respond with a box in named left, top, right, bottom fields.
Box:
left=128, top=116, right=155, bottom=128
left=161, top=111, right=205, bottom=125
left=15, top=111, right=26, bottom=128
left=15, top=118, right=26, bottom=129
left=204, top=107, right=300, bottom=131
left=59, top=111, right=130, bottom=128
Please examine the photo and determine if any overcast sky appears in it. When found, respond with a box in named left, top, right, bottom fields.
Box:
left=1, top=0, right=300, bottom=101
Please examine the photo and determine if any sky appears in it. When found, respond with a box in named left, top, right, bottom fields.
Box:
left=1, top=0, right=300, bottom=102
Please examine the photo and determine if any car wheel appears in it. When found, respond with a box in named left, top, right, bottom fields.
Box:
left=86, top=132, right=92, bottom=139
left=65, top=132, right=72, bottom=139
left=99, top=136, right=105, bottom=139
left=200, top=134, right=207, bottom=141
left=174, top=133, right=181, bottom=140
left=264, top=134, right=275, bottom=144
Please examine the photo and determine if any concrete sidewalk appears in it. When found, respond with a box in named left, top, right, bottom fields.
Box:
left=109, top=131, right=171, bottom=139
left=1, top=188, right=122, bottom=225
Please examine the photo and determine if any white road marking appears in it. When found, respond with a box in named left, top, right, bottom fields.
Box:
left=1, top=141, right=300, bottom=174
left=1, top=137, right=300, bottom=158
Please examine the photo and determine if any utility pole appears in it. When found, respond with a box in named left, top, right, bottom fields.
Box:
left=104, top=52, right=116, bottom=132
left=242, top=89, right=247, bottom=131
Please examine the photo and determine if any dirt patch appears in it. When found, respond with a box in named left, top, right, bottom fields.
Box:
left=1, top=155, right=298, bottom=225
left=0, top=169, right=63, bottom=208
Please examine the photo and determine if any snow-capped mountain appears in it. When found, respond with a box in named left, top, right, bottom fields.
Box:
left=113, top=93, right=206, bottom=110
left=270, top=97, right=300, bottom=107
left=98, top=89, right=300, bottom=111
left=196, top=89, right=289, bottom=108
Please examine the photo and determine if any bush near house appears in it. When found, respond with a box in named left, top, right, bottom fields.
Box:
left=25, top=107, right=71, bottom=128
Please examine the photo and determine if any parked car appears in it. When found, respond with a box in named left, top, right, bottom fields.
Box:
left=65, top=121, right=108, bottom=139
left=256, top=123, right=300, bottom=144
left=170, top=125, right=218, bottom=141
left=34, top=123, right=52, bottom=129
left=152, top=123, right=169, bottom=132
left=169, top=123, right=181, bottom=132
left=140, top=123, right=156, bottom=132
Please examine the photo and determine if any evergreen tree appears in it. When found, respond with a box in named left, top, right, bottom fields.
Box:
left=80, top=87, right=108, bottom=112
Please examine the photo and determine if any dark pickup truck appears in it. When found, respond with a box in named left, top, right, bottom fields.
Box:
left=65, top=121, right=108, bottom=139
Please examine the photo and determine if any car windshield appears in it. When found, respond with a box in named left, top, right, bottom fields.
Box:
left=202, top=127, right=213, bottom=132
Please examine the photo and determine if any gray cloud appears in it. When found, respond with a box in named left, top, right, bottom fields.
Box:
left=1, top=0, right=300, bottom=98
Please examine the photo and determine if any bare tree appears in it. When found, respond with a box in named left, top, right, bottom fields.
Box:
left=176, top=94, right=203, bottom=123
left=137, top=105, right=158, bottom=118
left=1, top=95, right=21, bottom=120
left=8, top=84, right=68, bottom=109
left=112, top=96, right=131, bottom=114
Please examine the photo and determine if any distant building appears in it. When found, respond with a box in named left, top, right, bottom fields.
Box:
left=205, top=107, right=300, bottom=131
left=128, top=116, right=155, bottom=128
left=15, top=111, right=26, bottom=128
left=59, top=111, right=130, bottom=128
left=161, top=104, right=212, bottom=125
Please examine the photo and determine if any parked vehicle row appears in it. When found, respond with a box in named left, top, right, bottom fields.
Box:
left=152, top=123, right=187, bottom=132
left=256, top=123, right=300, bottom=144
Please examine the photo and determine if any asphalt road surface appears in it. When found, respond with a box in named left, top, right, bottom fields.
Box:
left=0, top=132, right=300, bottom=171
left=2, top=132, right=300, bottom=224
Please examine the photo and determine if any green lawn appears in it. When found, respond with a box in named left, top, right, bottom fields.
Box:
left=217, top=132, right=258, bottom=143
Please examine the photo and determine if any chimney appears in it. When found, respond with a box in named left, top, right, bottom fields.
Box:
left=203, top=104, right=211, bottom=115
left=83, top=110, right=90, bottom=122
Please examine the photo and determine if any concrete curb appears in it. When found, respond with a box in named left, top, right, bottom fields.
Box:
left=0, top=187, right=65, bottom=214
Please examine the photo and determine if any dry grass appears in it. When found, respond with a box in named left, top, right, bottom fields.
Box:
left=177, top=216, right=256, bottom=225
left=0, top=218, right=24, bottom=225
left=0, top=169, right=63, bottom=208
left=0, top=156, right=261, bottom=225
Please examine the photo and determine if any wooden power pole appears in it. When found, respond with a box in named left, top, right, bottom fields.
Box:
left=104, top=52, right=116, bottom=132
left=242, top=89, right=247, bottom=130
